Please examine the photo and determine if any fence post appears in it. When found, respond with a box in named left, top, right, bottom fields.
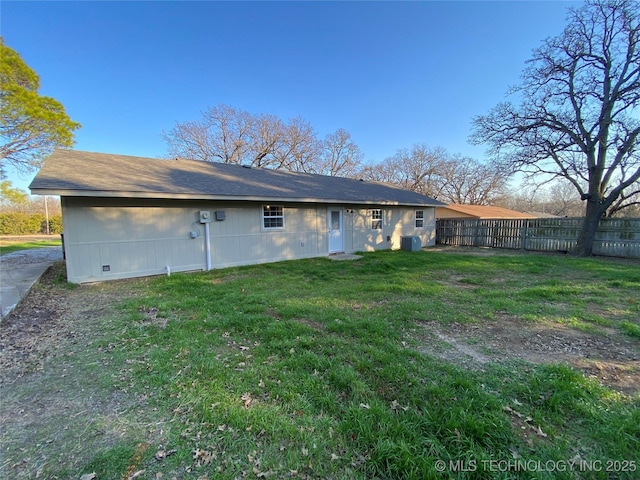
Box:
left=521, top=220, right=528, bottom=251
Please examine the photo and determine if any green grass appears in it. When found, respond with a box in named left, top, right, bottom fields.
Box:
left=621, top=321, right=640, bottom=338
left=0, top=239, right=62, bottom=255
left=7, top=250, right=640, bottom=479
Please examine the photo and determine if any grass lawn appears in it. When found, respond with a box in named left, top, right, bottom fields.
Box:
left=0, top=237, right=62, bottom=255
left=1, top=249, right=638, bottom=479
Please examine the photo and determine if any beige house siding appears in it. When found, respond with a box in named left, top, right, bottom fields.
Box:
left=61, top=198, right=437, bottom=283
left=208, top=202, right=326, bottom=269
left=62, top=197, right=207, bottom=283
left=346, top=207, right=436, bottom=251
left=390, top=207, right=436, bottom=249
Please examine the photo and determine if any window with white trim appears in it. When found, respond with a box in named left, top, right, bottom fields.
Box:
left=371, top=209, right=382, bottom=230
left=262, top=205, right=284, bottom=229
left=415, top=210, right=424, bottom=228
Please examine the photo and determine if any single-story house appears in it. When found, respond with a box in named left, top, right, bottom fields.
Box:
left=436, top=204, right=539, bottom=220
left=30, top=150, right=445, bottom=283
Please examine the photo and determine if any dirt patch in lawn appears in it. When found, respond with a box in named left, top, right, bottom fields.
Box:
left=0, top=263, right=158, bottom=479
left=0, top=265, right=135, bottom=381
left=417, top=316, right=640, bottom=396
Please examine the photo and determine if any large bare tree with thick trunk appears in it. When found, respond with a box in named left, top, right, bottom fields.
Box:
left=471, top=0, right=640, bottom=256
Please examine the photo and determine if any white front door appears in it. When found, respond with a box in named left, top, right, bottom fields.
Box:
left=328, top=208, right=344, bottom=253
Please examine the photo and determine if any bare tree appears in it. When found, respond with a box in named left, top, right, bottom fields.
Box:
left=163, top=104, right=344, bottom=174
left=439, top=156, right=508, bottom=205
left=316, top=128, right=363, bottom=177
left=377, top=144, right=448, bottom=198
left=498, top=185, right=542, bottom=214
left=498, top=180, right=584, bottom=217
left=247, top=113, right=285, bottom=167
left=274, top=117, right=322, bottom=172
left=363, top=144, right=507, bottom=204
left=607, top=183, right=640, bottom=216
left=162, top=104, right=252, bottom=164
left=360, top=159, right=401, bottom=184
left=471, top=0, right=640, bottom=255
left=548, top=180, right=585, bottom=216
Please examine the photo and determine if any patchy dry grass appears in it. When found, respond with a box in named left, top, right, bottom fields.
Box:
left=0, top=238, right=62, bottom=255
left=1, top=249, right=638, bottom=479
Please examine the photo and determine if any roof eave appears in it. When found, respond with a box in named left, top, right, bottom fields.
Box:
left=29, top=188, right=442, bottom=207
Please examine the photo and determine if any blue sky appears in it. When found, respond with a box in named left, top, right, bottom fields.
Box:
left=3, top=0, right=578, bottom=191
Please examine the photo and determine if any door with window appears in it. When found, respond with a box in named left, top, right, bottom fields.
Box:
left=328, top=208, right=344, bottom=253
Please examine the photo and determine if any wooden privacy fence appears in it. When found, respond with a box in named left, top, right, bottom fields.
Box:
left=436, top=217, right=640, bottom=259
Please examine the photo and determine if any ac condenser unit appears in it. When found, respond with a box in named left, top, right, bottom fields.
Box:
left=401, top=236, right=421, bottom=251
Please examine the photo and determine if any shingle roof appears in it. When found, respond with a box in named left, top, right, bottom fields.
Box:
left=30, top=150, right=445, bottom=207
left=436, top=204, right=537, bottom=219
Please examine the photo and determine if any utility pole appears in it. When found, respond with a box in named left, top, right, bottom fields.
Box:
left=44, top=195, right=50, bottom=234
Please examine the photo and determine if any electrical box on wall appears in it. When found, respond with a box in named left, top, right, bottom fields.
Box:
left=215, top=210, right=226, bottom=221
left=199, top=211, right=211, bottom=223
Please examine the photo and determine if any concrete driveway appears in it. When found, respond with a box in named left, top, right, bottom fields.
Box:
left=0, top=247, right=64, bottom=319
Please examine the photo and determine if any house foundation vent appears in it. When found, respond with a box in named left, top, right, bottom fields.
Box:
left=401, top=236, right=421, bottom=251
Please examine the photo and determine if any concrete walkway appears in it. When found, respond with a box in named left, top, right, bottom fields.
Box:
left=0, top=247, right=63, bottom=320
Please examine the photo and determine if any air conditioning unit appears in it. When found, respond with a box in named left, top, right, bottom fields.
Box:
left=401, top=236, right=421, bottom=251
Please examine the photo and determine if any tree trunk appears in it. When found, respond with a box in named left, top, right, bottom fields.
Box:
left=573, top=199, right=604, bottom=256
